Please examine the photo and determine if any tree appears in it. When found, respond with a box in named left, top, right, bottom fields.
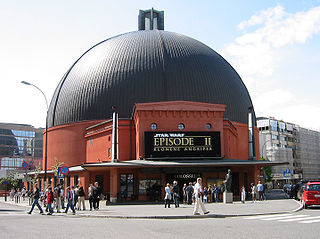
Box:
left=52, top=157, right=64, bottom=177
left=31, top=165, right=42, bottom=184
left=0, top=170, right=19, bottom=188
left=260, top=157, right=273, bottom=182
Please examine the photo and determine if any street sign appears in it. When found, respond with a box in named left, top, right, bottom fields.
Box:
left=22, top=161, right=28, bottom=169
left=283, top=168, right=291, bottom=178
left=57, top=167, right=64, bottom=179
left=61, top=166, right=69, bottom=175
left=3, top=180, right=8, bottom=185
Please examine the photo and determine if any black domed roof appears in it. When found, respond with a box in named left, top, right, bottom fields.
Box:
left=48, top=30, right=254, bottom=127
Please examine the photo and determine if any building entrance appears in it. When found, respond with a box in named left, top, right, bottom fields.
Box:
left=166, top=173, right=201, bottom=199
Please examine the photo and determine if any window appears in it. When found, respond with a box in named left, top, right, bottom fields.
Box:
left=306, top=184, right=320, bottom=192
left=74, top=175, right=79, bottom=186
left=178, top=123, right=185, bottom=130
left=150, top=123, right=157, bottom=130
left=108, top=148, right=111, bottom=158
left=205, top=123, right=212, bottom=130
left=138, top=179, right=161, bottom=195
left=66, top=175, right=70, bottom=187
left=271, top=134, right=278, bottom=140
left=120, top=174, right=134, bottom=198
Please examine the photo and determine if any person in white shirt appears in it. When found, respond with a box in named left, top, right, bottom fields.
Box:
left=193, top=178, right=210, bottom=215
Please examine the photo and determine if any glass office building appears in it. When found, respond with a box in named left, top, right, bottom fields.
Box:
left=0, top=123, right=43, bottom=170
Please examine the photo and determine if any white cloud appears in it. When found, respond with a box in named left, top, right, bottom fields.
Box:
left=221, top=5, right=320, bottom=129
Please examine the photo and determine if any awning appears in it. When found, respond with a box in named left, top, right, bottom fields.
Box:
left=81, top=159, right=288, bottom=171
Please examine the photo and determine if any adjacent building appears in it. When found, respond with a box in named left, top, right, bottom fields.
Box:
left=257, top=117, right=320, bottom=185
left=0, top=123, right=43, bottom=177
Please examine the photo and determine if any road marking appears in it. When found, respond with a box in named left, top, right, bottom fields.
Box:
left=299, top=219, right=320, bottom=224
left=243, top=214, right=292, bottom=220
left=280, top=216, right=320, bottom=222
left=262, top=215, right=306, bottom=221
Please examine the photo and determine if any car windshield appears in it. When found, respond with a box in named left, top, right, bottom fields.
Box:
left=306, top=184, right=320, bottom=191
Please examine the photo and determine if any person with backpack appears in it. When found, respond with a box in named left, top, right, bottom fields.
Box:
left=64, top=186, right=76, bottom=214
left=54, top=184, right=61, bottom=213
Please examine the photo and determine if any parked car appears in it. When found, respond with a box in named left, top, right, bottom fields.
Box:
left=302, top=182, right=320, bottom=209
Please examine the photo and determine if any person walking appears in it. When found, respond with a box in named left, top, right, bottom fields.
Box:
left=203, top=187, right=208, bottom=203
left=172, top=181, right=180, bottom=208
left=74, top=185, right=79, bottom=209
left=27, top=183, right=44, bottom=214
left=77, top=186, right=86, bottom=210
left=241, top=185, right=246, bottom=203
left=185, top=182, right=194, bottom=205
left=53, top=184, right=61, bottom=213
left=164, top=183, right=172, bottom=208
left=193, top=178, right=209, bottom=215
left=46, top=186, right=54, bottom=215
left=64, top=186, right=76, bottom=214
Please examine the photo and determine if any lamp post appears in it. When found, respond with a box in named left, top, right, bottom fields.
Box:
left=21, top=81, right=48, bottom=191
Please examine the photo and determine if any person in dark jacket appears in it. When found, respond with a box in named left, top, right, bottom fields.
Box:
left=77, top=186, right=86, bottom=210
left=185, top=182, right=194, bottom=205
left=93, top=182, right=102, bottom=210
left=172, top=181, right=180, bottom=208
left=27, top=183, right=44, bottom=214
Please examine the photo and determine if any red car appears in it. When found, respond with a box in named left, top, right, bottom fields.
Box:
left=302, top=182, right=320, bottom=209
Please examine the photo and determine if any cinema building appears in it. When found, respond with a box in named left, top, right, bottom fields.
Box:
left=37, top=9, right=280, bottom=201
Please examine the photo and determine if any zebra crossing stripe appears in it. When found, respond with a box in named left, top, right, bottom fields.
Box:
left=280, top=216, right=320, bottom=222
left=262, top=215, right=305, bottom=221
left=243, top=214, right=292, bottom=220
left=299, top=218, right=320, bottom=224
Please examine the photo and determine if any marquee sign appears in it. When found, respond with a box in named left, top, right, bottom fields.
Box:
left=145, top=131, right=221, bottom=159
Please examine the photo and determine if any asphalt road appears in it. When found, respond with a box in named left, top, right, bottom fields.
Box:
left=1, top=202, right=319, bottom=239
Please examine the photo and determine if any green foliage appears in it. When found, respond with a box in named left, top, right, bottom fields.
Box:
left=52, top=157, right=64, bottom=177
left=0, top=170, right=19, bottom=187
left=260, top=157, right=273, bottom=182
left=31, top=165, right=42, bottom=184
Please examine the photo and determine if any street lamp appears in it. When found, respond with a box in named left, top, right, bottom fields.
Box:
left=21, top=81, right=48, bottom=190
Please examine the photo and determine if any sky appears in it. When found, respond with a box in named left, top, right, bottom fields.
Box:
left=1, top=0, right=320, bottom=130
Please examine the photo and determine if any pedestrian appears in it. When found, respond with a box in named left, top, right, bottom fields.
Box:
left=164, top=183, right=172, bottom=208
left=93, top=182, right=101, bottom=210
left=54, top=184, right=61, bottom=213
left=16, top=189, right=21, bottom=203
left=21, top=187, right=27, bottom=201
left=77, top=186, right=86, bottom=210
left=46, top=186, right=54, bottom=215
left=88, top=183, right=94, bottom=211
left=251, top=183, right=257, bottom=203
left=27, top=183, right=44, bottom=214
left=182, top=183, right=187, bottom=204
left=208, top=185, right=213, bottom=203
left=172, top=181, right=180, bottom=208
left=241, top=185, right=246, bottom=203
left=257, top=181, right=264, bottom=201
left=10, top=188, right=15, bottom=201
left=64, top=186, right=76, bottom=214
left=60, top=185, right=65, bottom=209
left=74, top=185, right=79, bottom=209
left=203, top=187, right=208, bottom=203
left=193, top=178, right=209, bottom=215
left=185, top=182, right=194, bottom=205
left=213, top=184, right=219, bottom=203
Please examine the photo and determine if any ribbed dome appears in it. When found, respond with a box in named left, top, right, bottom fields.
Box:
left=48, top=30, right=254, bottom=127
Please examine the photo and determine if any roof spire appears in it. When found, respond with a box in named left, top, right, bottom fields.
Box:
left=138, top=8, right=164, bottom=30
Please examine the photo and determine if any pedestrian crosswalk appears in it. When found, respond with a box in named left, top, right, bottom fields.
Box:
left=242, top=213, right=320, bottom=224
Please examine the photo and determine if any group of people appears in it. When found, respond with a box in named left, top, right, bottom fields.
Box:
left=9, top=187, right=28, bottom=203
left=240, top=181, right=267, bottom=203
left=26, top=181, right=102, bottom=215
left=164, top=178, right=210, bottom=215
left=183, top=183, right=220, bottom=205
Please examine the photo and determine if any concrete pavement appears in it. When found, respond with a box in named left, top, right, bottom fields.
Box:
left=0, top=196, right=302, bottom=219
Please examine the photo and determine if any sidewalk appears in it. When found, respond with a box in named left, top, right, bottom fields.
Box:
left=0, top=197, right=302, bottom=219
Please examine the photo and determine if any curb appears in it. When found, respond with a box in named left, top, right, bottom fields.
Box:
left=1, top=199, right=303, bottom=220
